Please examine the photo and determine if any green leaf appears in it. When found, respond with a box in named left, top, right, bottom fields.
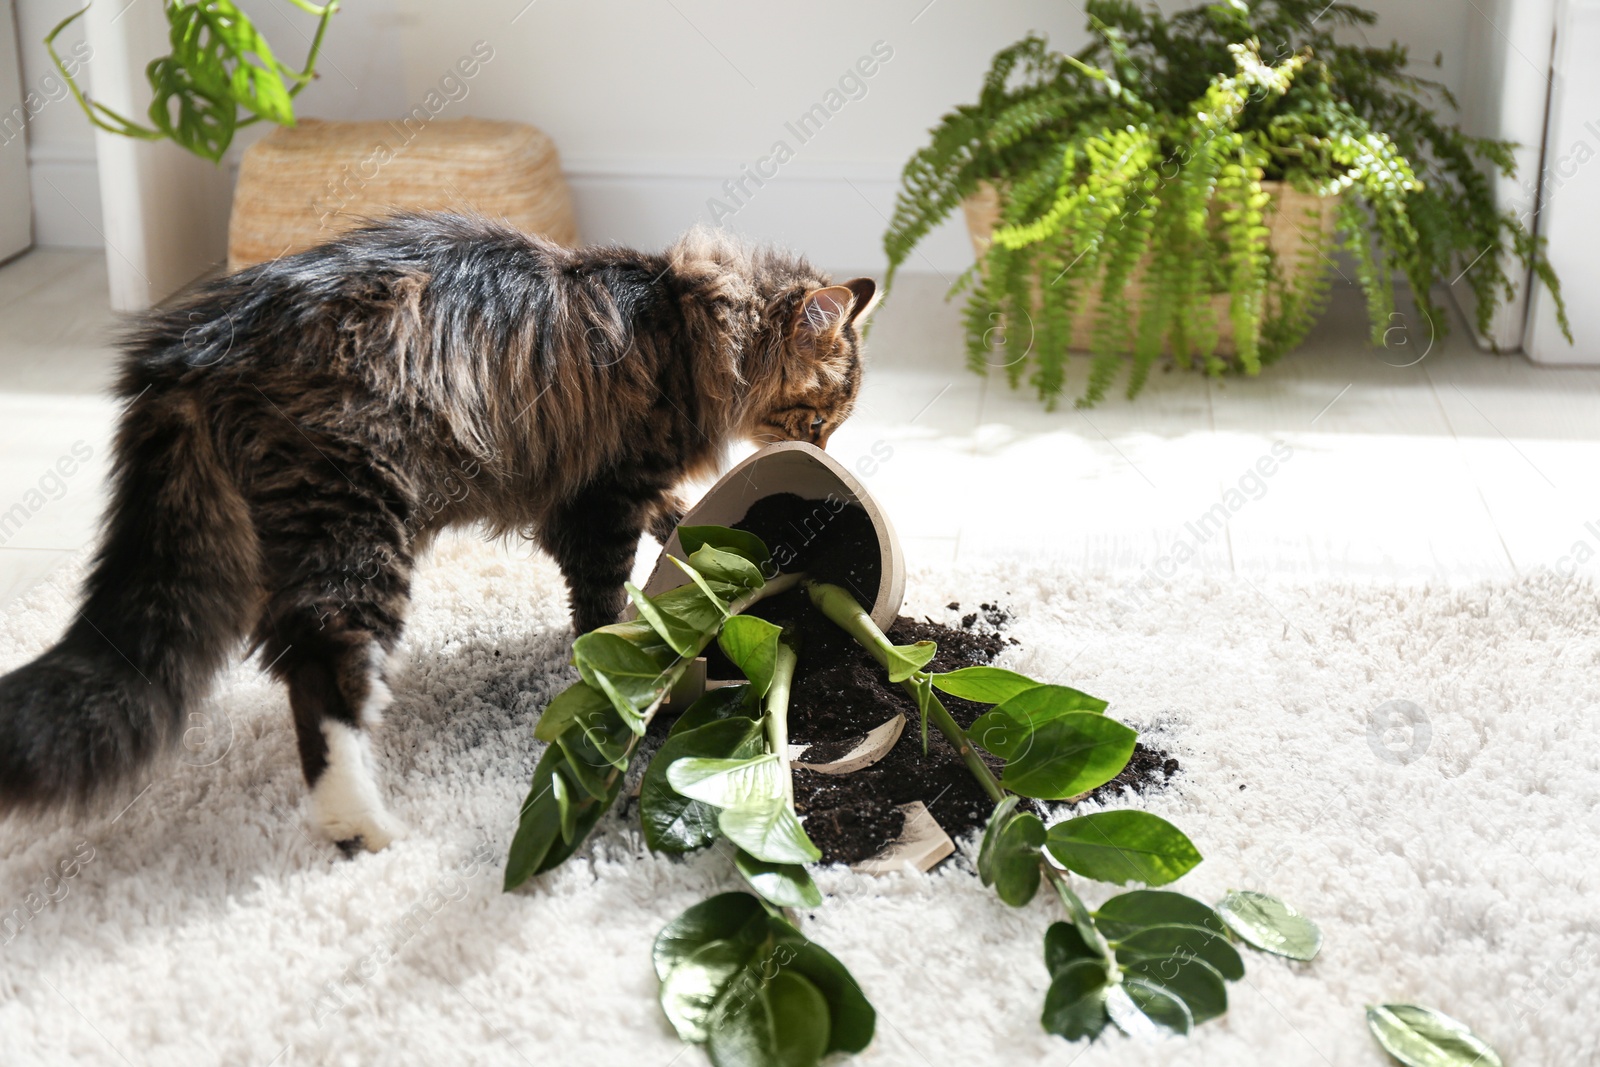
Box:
left=670, top=684, right=761, bottom=736
left=196, top=1, right=296, bottom=124
left=626, top=582, right=700, bottom=657
left=642, top=718, right=766, bottom=853
left=1107, top=978, right=1193, bottom=1038
left=718, top=615, right=784, bottom=695
left=661, top=938, right=751, bottom=1043
left=910, top=673, right=937, bottom=752
left=570, top=701, right=635, bottom=772
left=1095, top=890, right=1225, bottom=941
left=976, top=795, right=1018, bottom=871
left=504, top=747, right=566, bottom=889
left=1216, top=890, right=1322, bottom=961
left=971, top=685, right=1116, bottom=760
left=668, top=754, right=787, bottom=809
left=678, top=525, right=773, bottom=571
left=1045, top=810, right=1202, bottom=886
left=1115, top=924, right=1245, bottom=982
left=1366, top=1005, right=1504, bottom=1067
left=707, top=970, right=830, bottom=1067
left=147, top=57, right=236, bottom=161
left=734, top=850, right=823, bottom=909
left=930, top=665, right=1042, bottom=704
left=1121, top=955, right=1228, bottom=1025
left=653, top=892, right=768, bottom=981
left=530, top=771, right=625, bottom=875
left=1049, top=873, right=1112, bottom=962
left=995, top=683, right=1109, bottom=721
left=649, top=577, right=733, bottom=639
left=885, top=640, right=937, bottom=683
left=968, top=708, right=1032, bottom=761
left=1044, top=921, right=1103, bottom=976
left=688, top=544, right=767, bottom=596
left=534, top=681, right=612, bottom=743
left=1041, top=959, right=1111, bottom=1042
left=666, top=554, right=732, bottom=618
left=573, top=631, right=673, bottom=730
left=556, top=719, right=624, bottom=797
left=773, top=937, right=877, bottom=1054
left=719, top=798, right=822, bottom=866
left=551, top=766, right=579, bottom=842
left=1001, top=713, right=1138, bottom=799
left=976, top=799, right=1046, bottom=907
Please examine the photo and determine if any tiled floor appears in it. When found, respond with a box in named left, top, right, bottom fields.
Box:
left=3, top=248, right=1599, bottom=617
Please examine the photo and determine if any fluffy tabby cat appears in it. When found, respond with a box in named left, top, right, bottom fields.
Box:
left=0, top=213, right=877, bottom=851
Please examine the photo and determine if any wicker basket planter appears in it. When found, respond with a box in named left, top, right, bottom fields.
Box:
left=228, top=118, right=578, bottom=272
left=960, top=180, right=1339, bottom=357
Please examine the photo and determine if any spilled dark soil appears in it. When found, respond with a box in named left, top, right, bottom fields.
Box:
left=668, top=493, right=1180, bottom=866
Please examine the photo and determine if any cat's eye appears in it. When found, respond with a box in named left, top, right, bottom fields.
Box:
left=810, top=415, right=825, bottom=429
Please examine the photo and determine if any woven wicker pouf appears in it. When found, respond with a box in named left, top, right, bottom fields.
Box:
left=228, top=117, right=578, bottom=272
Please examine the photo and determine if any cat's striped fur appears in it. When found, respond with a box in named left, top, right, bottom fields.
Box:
left=0, top=213, right=876, bottom=850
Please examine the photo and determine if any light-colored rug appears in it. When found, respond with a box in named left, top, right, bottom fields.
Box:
left=1, top=535, right=1595, bottom=1066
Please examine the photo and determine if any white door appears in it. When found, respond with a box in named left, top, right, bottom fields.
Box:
left=0, top=0, right=34, bottom=262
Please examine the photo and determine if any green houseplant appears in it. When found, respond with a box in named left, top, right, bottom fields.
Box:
left=505, top=524, right=1324, bottom=1064
left=47, top=0, right=338, bottom=163
left=883, top=0, right=1569, bottom=408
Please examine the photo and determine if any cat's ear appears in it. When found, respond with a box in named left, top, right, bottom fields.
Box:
left=797, top=280, right=880, bottom=336
left=797, top=285, right=857, bottom=337
left=842, top=277, right=880, bottom=323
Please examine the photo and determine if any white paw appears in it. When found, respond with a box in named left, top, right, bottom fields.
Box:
left=315, top=805, right=408, bottom=852
left=311, top=720, right=405, bottom=852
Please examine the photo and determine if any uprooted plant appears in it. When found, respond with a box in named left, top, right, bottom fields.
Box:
left=805, top=579, right=1323, bottom=1040
left=505, top=523, right=1322, bottom=1064
left=504, top=526, right=874, bottom=1065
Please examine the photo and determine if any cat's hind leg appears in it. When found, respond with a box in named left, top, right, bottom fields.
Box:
left=253, top=484, right=415, bottom=852
left=264, top=624, right=409, bottom=852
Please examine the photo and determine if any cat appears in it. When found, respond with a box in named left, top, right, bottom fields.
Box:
left=0, top=213, right=877, bottom=851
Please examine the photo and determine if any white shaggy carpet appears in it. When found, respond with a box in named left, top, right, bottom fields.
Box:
left=1, top=534, right=1596, bottom=1066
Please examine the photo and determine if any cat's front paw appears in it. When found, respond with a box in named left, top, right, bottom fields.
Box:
left=570, top=586, right=627, bottom=634
left=648, top=494, right=687, bottom=544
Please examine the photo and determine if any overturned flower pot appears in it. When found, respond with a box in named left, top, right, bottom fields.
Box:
left=636, top=443, right=954, bottom=873
left=640, top=441, right=906, bottom=629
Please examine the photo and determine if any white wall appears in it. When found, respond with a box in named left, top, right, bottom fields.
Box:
left=14, top=0, right=100, bottom=246
left=16, top=0, right=1484, bottom=273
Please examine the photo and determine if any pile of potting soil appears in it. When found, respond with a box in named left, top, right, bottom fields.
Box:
left=688, top=493, right=1180, bottom=866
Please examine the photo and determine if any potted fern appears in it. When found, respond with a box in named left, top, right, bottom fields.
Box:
left=883, top=0, right=1569, bottom=408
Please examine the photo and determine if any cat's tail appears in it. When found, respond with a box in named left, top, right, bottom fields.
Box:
left=0, top=384, right=258, bottom=813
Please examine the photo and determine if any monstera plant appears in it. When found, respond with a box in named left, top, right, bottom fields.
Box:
left=48, top=0, right=338, bottom=162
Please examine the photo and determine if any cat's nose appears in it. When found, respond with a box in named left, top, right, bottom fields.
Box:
left=814, top=426, right=834, bottom=450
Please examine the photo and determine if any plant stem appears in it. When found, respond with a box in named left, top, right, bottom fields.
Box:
left=804, top=580, right=1005, bottom=803
left=1046, top=866, right=1118, bottom=970
left=767, top=638, right=799, bottom=802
